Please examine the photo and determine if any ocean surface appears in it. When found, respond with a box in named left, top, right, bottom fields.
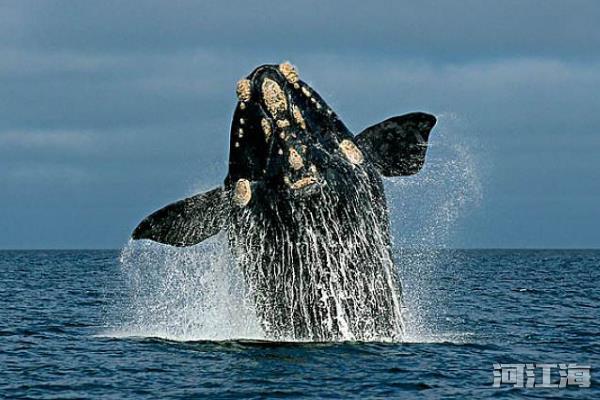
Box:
left=1, top=249, right=598, bottom=399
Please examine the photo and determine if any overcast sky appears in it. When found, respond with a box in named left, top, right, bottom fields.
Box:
left=2, top=0, right=599, bottom=249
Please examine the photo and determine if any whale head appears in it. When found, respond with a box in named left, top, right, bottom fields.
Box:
left=225, top=63, right=366, bottom=205
left=131, top=62, right=435, bottom=246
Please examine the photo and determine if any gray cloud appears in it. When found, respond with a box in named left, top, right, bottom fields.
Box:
left=2, top=1, right=599, bottom=248
left=8, top=1, right=600, bottom=61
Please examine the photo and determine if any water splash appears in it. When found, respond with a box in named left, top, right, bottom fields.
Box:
left=385, top=113, right=483, bottom=341
left=110, top=233, right=263, bottom=341
left=107, top=113, right=481, bottom=343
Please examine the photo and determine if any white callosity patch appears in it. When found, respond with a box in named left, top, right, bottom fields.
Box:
left=292, top=105, right=306, bottom=130
left=261, top=78, right=287, bottom=117
left=276, top=119, right=290, bottom=129
left=301, top=86, right=311, bottom=98
left=339, top=139, right=364, bottom=165
left=288, top=148, right=304, bottom=171
left=228, top=165, right=404, bottom=341
left=261, top=118, right=272, bottom=141
left=235, top=79, right=252, bottom=102
left=288, top=176, right=317, bottom=190
left=278, top=62, right=299, bottom=84
left=233, top=178, right=252, bottom=207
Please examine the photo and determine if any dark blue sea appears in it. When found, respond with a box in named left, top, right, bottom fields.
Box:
left=1, top=249, right=598, bottom=399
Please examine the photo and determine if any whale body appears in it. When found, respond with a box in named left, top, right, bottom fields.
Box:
left=132, top=63, right=436, bottom=341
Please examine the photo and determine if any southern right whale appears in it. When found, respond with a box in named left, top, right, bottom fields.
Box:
left=132, top=63, right=436, bottom=341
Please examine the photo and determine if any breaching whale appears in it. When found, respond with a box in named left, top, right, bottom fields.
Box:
left=132, top=63, right=436, bottom=341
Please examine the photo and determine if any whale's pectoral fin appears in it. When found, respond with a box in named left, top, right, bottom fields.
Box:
left=131, top=187, right=228, bottom=247
left=355, top=112, right=436, bottom=176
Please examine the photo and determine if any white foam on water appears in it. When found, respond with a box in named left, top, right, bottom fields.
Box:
left=401, top=331, right=476, bottom=345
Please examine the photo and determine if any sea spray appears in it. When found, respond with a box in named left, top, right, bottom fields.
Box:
left=110, top=113, right=481, bottom=343
left=115, top=234, right=262, bottom=341
left=386, top=113, right=483, bottom=341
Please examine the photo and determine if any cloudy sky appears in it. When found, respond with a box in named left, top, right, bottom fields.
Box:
left=2, top=1, right=599, bottom=249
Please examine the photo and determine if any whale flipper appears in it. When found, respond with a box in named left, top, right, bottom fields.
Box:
left=131, top=187, right=228, bottom=247
left=356, top=112, right=436, bottom=177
